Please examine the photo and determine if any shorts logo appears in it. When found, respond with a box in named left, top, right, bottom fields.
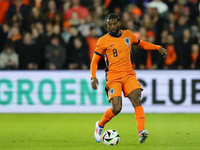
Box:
left=124, top=38, right=130, bottom=45
left=110, top=88, right=115, bottom=95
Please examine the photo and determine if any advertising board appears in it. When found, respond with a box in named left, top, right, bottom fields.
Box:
left=0, top=70, right=199, bottom=113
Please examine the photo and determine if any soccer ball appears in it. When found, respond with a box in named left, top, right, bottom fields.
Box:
left=102, top=129, right=120, bottom=145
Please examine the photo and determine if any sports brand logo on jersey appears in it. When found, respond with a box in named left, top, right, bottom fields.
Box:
left=124, top=38, right=130, bottom=45
left=110, top=88, right=115, bottom=95
left=110, top=44, right=115, bottom=47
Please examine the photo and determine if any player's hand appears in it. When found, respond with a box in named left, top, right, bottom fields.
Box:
left=158, top=47, right=168, bottom=58
left=91, top=78, right=99, bottom=90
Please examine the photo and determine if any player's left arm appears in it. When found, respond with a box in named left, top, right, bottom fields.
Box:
left=136, top=39, right=168, bottom=58
left=129, top=31, right=168, bottom=58
left=158, top=47, right=168, bottom=58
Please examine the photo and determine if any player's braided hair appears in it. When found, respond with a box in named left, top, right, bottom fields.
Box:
left=107, top=13, right=120, bottom=21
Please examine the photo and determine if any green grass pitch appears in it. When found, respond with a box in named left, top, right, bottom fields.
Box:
left=0, top=113, right=200, bottom=150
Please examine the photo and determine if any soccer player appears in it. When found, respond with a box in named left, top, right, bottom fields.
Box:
left=90, top=13, right=168, bottom=144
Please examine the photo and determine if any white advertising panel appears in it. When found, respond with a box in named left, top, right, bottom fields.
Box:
left=0, top=70, right=199, bottom=113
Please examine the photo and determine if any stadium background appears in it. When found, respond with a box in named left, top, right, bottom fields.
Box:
left=0, top=0, right=199, bottom=113
left=0, top=0, right=200, bottom=113
left=0, top=1, right=200, bottom=149
left=0, top=0, right=200, bottom=70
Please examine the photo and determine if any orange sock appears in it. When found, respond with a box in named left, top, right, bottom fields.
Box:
left=135, top=106, right=145, bottom=133
left=98, top=108, right=115, bottom=127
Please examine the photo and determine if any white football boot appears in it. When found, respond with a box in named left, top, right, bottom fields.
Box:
left=138, top=129, right=149, bottom=144
left=94, top=121, right=104, bottom=143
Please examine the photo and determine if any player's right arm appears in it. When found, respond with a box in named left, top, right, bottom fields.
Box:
left=90, top=53, right=101, bottom=90
left=90, top=37, right=106, bottom=90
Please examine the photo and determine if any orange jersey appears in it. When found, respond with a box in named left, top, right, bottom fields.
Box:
left=96, top=30, right=135, bottom=73
left=90, top=30, right=161, bottom=80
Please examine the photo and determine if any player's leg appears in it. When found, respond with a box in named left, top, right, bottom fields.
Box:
left=99, top=96, right=122, bottom=126
left=94, top=96, right=122, bottom=143
left=127, top=89, right=149, bottom=144
left=94, top=82, right=122, bottom=143
left=99, top=82, right=123, bottom=126
left=127, top=89, right=144, bottom=132
left=123, top=74, right=148, bottom=144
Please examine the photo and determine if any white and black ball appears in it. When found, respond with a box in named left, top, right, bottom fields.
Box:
left=102, top=129, right=120, bottom=145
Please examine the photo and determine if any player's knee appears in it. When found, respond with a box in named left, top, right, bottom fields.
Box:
left=129, top=91, right=142, bottom=107
left=134, top=97, right=141, bottom=107
left=112, top=105, right=122, bottom=115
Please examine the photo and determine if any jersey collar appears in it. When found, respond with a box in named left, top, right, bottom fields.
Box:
left=109, top=30, right=122, bottom=37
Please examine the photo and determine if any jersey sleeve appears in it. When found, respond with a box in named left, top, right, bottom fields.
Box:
left=137, top=40, right=161, bottom=50
left=90, top=37, right=106, bottom=79
left=128, top=30, right=140, bottom=45
left=90, top=53, right=101, bottom=79
left=128, top=30, right=161, bottom=50
left=94, top=37, right=106, bottom=55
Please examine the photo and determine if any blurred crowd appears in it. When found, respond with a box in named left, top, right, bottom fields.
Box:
left=0, top=0, right=199, bottom=70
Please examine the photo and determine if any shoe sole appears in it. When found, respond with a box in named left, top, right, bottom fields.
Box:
left=139, top=130, right=149, bottom=144
left=94, top=134, right=101, bottom=143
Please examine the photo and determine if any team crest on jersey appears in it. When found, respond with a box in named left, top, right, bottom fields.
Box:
left=124, top=38, right=130, bottom=45
left=110, top=88, right=115, bottom=95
